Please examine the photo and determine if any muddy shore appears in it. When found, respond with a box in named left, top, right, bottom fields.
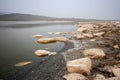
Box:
left=6, top=21, right=120, bottom=80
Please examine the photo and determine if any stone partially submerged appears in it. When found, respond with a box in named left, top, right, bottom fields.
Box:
left=34, top=50, right=56, bottom=57
left=37, top=37, right=68, bottom=44
left=53, top=37, right=68, bottom=42
left=33, top=34, right=43, bottom=38
left=63, top=73, right=88, bottom=80
left=83, top=48, right=106, bottom=59
left=14, top=61, right=32, bottom=67
left=66, top=57, right=92, bottom=75
left=47, top=32, right=53, bottom=35
left=37, top=38, right=56, bottom=44
left=54, top=32, right=62, bottom=35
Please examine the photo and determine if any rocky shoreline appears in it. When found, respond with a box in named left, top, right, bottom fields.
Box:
left=7, top=21, right=120, bottom=80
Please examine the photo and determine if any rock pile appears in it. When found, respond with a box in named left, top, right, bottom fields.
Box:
left=63, top=22, right=120, bottom=80
left=75, top=23, right=106, bottom=39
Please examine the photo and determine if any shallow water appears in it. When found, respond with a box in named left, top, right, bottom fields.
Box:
left=0, top=21, right=77, bottom=78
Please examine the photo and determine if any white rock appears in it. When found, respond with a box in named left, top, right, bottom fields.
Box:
left=66, top=57, right=92, bottom=75
left=35, top=50, right=50, bottom=57
left=113, top=45, right=119, bottom=49
left=63, top=73, right=88, bottom=80
left=90, top=39, right=96, bottom=41
left=83, top=48, right=106, bottom=59
left=34, top=50, right=56, bottom=57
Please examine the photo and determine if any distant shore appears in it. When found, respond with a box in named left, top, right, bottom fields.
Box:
left=0, top=21, right=76, bottom=28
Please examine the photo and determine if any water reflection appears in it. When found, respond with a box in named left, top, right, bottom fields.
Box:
left=0, top=22, right=77, bottom=78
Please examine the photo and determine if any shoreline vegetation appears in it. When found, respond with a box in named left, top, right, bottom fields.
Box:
left=4, top=21, right=120, bottom=80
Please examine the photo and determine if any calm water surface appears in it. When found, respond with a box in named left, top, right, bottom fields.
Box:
left=0, top=21, right=77, bottom=78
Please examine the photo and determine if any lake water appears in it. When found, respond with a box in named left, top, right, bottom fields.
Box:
left=0, top=21, right=77, bottom=78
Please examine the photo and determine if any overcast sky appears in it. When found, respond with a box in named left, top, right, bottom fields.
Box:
left=0, top=0, right=120, bottom=20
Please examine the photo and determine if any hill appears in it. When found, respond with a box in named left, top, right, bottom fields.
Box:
left=0, top=13, right=58, bottom=21
left=0, top=13, right=102, bottom=22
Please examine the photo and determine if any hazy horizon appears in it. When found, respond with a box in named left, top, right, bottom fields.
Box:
left=0, top=0, right=120, bottom=20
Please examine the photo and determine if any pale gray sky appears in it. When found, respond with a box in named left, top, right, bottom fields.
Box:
left=0, top=0, right=120, bottom=20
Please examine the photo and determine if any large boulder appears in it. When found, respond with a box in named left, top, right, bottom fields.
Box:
left=37, top=38, right=56, bottom=44
left=63, top=73, right=88, bottom=80
left=83, top=48, right=106, bottom=59
left=66, top=57, right=92, bottom=75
